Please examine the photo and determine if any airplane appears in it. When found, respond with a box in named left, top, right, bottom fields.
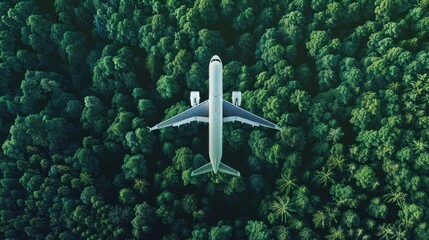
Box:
left=149, top=55, right=281, bottom=177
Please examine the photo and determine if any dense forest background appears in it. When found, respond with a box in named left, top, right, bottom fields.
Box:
left=1, top=0, right=429, bottom=239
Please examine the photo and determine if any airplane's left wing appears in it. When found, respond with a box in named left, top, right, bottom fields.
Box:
left=149, top=100, right=209, bottom=131
left=223, top=100, right=281, bottom=130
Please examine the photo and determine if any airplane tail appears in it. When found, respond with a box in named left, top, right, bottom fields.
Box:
left=191, top=162, right=241, bottom=177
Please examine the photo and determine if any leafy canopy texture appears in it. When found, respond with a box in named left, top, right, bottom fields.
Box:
left=1, top=0, right=429, bottom=239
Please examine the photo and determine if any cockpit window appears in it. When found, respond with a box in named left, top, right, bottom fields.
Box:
left=210, top=58, right=221, bottom=63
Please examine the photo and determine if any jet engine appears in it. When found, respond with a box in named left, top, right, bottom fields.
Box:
left=232, top=91, right=241, bottom=106
left=190, top=91, right=200, bottom=107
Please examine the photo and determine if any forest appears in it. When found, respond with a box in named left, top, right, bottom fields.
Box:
left=1, top=0, right=429, bottom=239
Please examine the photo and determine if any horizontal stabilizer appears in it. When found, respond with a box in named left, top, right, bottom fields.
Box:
left=218, top=163, right=241, bottom=177
left=191, top=163, right=213, bottom=176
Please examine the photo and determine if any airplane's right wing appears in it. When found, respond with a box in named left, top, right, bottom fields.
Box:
left=149, top=100, right=209, bottom=131
left=223, top=100, right=281, bottom=130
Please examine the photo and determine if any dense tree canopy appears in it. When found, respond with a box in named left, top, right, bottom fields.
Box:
left=1, top=0, right=429, bottom=239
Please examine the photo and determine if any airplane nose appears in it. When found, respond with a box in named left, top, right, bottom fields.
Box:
left=210, top=55, right=222, bottom=63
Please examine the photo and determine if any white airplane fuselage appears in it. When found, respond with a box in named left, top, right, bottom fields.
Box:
left=208, top=56, right=223, bottom=173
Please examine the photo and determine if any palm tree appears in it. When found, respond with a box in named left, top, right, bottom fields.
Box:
left=324, top=205, right=339, bottom=225
left=391, top=224, right=407, bottom=240
left=290, top=89, right=309, bottom=112
left=366, top=219, right=376, bottom=230
left=355, top=228, right=364, bottom=238
left=412, top=139, right=428, bottom=153
left=347, top=163, right=356, bottom=180
left=388, top=82, right=400, bottom=91
left=327, top=154, right=345, bottom=171
left=383, top=187, right=407, bottom=206
left=327, top=127, right=344, bottom=143
left=80, top=172, right=93, bottom=185
left=361, top=234, right=371, bottom=240
left=134, top=178, right=149, bottom=194
left=376, top=223, right=394, bottom=240
left=399, top=217, right=414, bottom=229
left=276, top=171, right=297, bottom=195
left=314, top=167, right=335, bottom=187
left=312, top=210, right=326, bottom=228
left=325, top=226, right=345, bottom=240
left=270, top=196, right=294, bottom=223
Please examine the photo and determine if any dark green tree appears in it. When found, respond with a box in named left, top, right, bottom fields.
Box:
left=245, top=220, right=271, bottom=240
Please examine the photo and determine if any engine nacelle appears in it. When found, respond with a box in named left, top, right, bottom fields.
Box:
left=232, top=91, right=241, bottom=106
left=190, top=91, right=200, bottom=107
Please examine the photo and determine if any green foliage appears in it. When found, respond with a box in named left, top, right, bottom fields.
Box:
left=269, top=196, right=294, bottom=223
left=354, top=165, right=378, bottom=190
left=80, top=186, right=96, bottom=205
left=325, top=226, right=345, bottom=240
left=368, top=197, right=388, bottom=219
left=342, top=210, right=360, bottom=228
left=133, top=178, right=149, bottom=194
left=329, top=183, right=359, bottom=208
left=1, top=0, right=429, bottom=239
left=132, top=201, right=154, bottom=238
left=314, top=167, right=335, bottom=187
left=119, top=188, right=136, bottom=205
left=208, top=223, right=232, bottom=240
left=290, top=89, right=311, bottom=112
left=172, top=147, right=193, bottom=171
left=245, top=220, right=271, bottom=240
left=313, top=210, right=326, bottom=229
left=276, top=171, right=297, bottom=195
left=224, top=176, right=245, bottom=195
left=122, top=154, right=148, bottom=180
left=249, top=174, right=266, bottom=193
left=81, top=96, right=107, bottom=134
